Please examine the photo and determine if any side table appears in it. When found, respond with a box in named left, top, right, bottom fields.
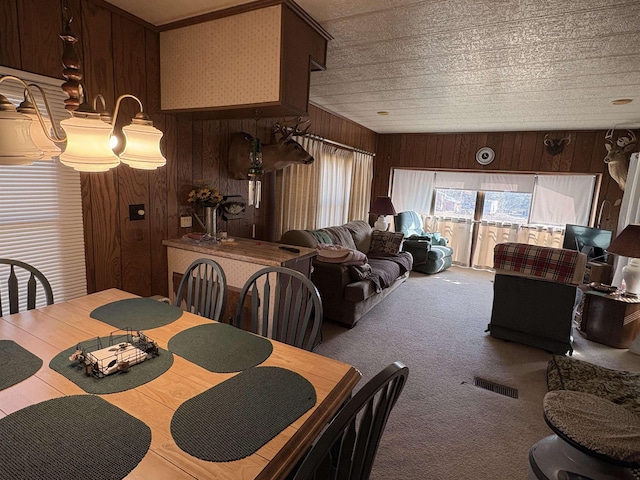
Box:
left=580, top=290, right=640, bottom=348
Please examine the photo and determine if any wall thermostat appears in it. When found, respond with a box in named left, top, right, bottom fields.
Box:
left=476, top=147, right=495, bottom=165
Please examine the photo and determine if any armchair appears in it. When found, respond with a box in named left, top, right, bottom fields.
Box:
left=394, top=211, right=453, bottom=274
left=488, top=243, right=587, bottom=354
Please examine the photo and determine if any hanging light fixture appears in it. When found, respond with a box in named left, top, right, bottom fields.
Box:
left=0, top=92, right=44, bottom=165
left=16, top=85, right=61, bottom=159
left=248, top=115, right=264, bottom=208
left=0, top=4, right=165, bottom=172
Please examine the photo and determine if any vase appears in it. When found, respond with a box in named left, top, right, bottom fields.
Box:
left=204, top=205, right=217, bottom=238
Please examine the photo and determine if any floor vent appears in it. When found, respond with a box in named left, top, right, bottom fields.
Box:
left=472, top=376, right=518, bottom=399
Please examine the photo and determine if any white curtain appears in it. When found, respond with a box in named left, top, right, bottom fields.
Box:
left=317, top=145, right=353, bottom=228
left=432, top=217, right=474, bottom=266
left=391, top=169, right=435, bottom=214
left=613, top=153, right=640, bottom=287
left=276, top=136, right=322, bottom=235
left=517, top=225, right=565, bottom=247
left=276, top=137, right=374, bottom=237
left=348, top=150, right=374, bottom=222
left=472, top=222, right=520, bottom=269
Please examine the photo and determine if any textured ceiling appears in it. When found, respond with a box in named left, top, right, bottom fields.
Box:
left=104, top=0, right=640, bottom=134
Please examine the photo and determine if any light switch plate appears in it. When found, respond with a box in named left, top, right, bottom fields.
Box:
left=180, top=215, right=192, bottom=228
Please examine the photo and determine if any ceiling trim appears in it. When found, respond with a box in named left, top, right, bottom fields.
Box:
left=158, top=0, right=332, bottom=40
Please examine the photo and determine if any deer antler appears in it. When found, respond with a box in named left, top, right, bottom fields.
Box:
left=274, top=117, right=311, bottom=142
left=616, top=130, right=637, bottom=148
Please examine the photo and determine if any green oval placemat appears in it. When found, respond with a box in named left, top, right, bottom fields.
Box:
left=0, top=395, right=151, bottom=479
left=168, top=322, right=273, bottom=373
left=0, top=340, right=43, bottom=391
left=171, top=366, right=316, bottom=462
left=49, top=334, right=174, bottom=394
left=90, top=297, right=183, bottom=330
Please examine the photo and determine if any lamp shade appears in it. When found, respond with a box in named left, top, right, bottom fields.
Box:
left=24, top=113, right=61, bottom=159
left=17, top=97, right=61, bottom=159
left=606, top=224, right=640, bottom=258
left=370, top=196, right=397, bottom=216
left=59, top=112, right=120, bottom=172
left=119, top=120, right=166, bottom=170
left=0, top=98, right=43, bottom=165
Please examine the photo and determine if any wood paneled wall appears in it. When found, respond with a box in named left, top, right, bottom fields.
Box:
left=3, top=0, right=629, bottom=298
left=375, top=131, right=627, bottom=233
left=2, top=0, right=377, bottom=297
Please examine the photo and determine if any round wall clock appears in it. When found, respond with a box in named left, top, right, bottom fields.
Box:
left=476, top=147, right=495, bottom=165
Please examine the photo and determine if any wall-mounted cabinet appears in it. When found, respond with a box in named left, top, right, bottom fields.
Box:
left=160, top=0, right=330, bottom=119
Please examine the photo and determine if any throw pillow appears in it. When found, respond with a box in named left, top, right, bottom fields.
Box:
left=369, top=231, right=404, bottom=255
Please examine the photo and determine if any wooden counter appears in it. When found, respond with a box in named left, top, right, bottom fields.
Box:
left=163, top=237, right=317, bottom=306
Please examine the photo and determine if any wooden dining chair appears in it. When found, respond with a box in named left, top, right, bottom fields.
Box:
left=175, top=258, right=227, bottom=321
left=234, top=266, right=323, bottom=351
left=292, top=362, right=409, bottom=480
left=0, top=259, right=54, bottom=316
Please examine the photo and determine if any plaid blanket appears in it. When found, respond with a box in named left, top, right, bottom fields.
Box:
left=493, top=243, right=582, bottom=285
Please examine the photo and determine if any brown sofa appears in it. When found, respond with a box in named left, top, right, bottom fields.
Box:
left=280, top=220, right=412, bottom=328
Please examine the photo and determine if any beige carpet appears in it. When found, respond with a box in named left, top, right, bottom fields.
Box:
left=314, top=266, right=640, bottom=480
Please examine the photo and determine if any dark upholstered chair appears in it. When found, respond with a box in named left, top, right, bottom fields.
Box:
left=292, top=362, right=409, bottom=480
left=234, top=266, right=322, bottom=351
left=175, top=258, right=227, bottom=321
left=488, top=243, right=587, bottom=355
left=394, top=211, right=453, bottom=274
left=0, top=259, right=54, bottom=316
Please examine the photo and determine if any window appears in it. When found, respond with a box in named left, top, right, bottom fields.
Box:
left=482, top=191, right=532, bottom=223
left=434, top=189, right=476, bottom=218
left=0, top=66, right=87, bottom=309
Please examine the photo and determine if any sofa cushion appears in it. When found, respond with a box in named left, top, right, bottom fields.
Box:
left=370, top=231, right=404, bottom=255
left=345, top=220, right=374, bottom=253
left=324, top=225, right=357, bottom=250
left=280, top=229, right=318, bottom=248
left=547, top=355, right=640, bottom=416
left=428, top=245, right=454, bottom=260
left=308, top=229, right=333, bottom=245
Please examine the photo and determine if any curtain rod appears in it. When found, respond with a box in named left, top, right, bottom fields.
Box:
left=297, top=133, right=376, bottom=157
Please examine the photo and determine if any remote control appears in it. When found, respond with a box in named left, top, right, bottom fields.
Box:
left=279, top=246, right=300, bottom=253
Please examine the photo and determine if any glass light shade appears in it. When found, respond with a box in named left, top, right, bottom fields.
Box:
left=24, top=113, right=61, bottom=159
left=0, top=109, right=43, bottom=165
left=59, top=113, right=120, bottom=172
left=119, top=122, right=166, bottom=170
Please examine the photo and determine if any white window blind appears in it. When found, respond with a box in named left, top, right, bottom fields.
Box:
left=529, top=174, right=596, bottom=226
left=0, top=66, right=87, bottom=310
left=391, top=169, right=435, bottom=214
left=434, top=172, right=535, bottom=192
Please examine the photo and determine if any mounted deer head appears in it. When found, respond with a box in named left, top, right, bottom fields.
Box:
left=544, top=134, right=571, bottom=156
left=228, top=117, right=314, bottom=180
left=604, top=128, right=636, bottom=191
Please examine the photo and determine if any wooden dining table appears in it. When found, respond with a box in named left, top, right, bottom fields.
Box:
left=0, top=288, right=361, bottom=479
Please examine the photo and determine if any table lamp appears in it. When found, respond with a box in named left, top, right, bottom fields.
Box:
left=606, top=223, right=640, bottom=297
left=370, top=196, right=396, bottom=231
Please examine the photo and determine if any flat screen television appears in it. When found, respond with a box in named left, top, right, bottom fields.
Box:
left=562, top=224, right=613, bottom=261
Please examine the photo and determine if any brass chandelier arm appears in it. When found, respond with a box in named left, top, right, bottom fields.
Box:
left=0, top=74, right=67, bottom=142
left=111, top=94, right=147, bottom=126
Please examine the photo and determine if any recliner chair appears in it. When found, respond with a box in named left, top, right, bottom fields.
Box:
left=394, top=211, right=453, bottom=274
left=487, top=243, right=587, bottom=355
